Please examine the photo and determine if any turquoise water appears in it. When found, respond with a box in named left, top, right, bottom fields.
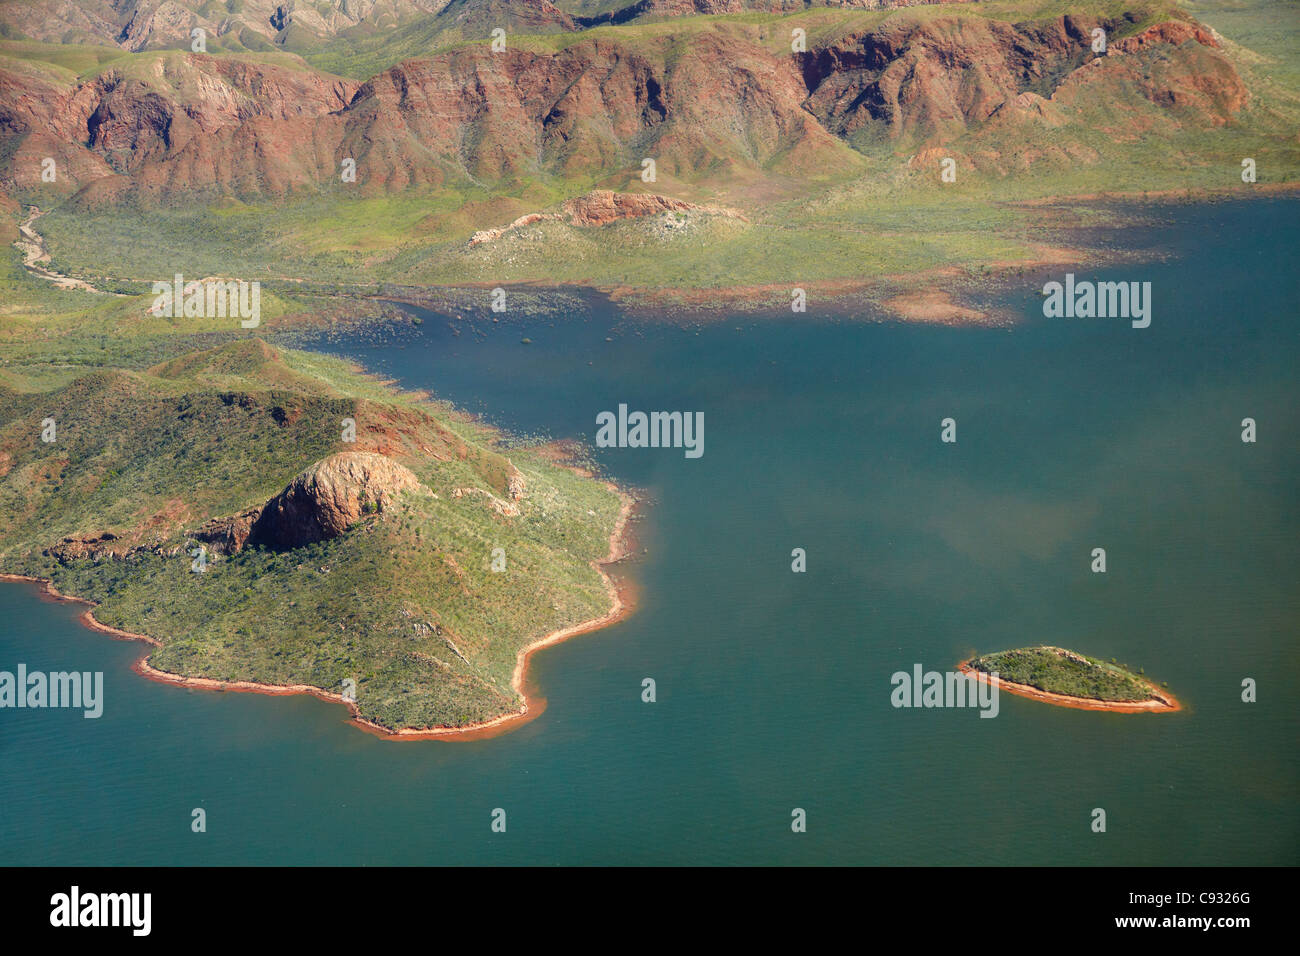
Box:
left=2, top=198, right=1297, bottom=864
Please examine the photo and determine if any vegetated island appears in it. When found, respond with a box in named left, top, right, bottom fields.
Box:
left=0, top=338, right=634, bottom=738
left=960, top=646, right=1180, bottom=713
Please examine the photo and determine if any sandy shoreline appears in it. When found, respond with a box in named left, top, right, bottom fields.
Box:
left=957, top=660, right=1181, bottom=714
left=0, top=488, right=636, bottom=741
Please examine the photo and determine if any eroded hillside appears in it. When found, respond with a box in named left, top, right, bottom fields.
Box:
left=0, top=2, right=1258, bottom=203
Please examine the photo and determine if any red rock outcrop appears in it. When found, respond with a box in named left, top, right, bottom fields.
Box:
left=799, top=14, right=1101, bottom=142
left=468, top=189, right=747, bottom=243
left=799, top=11, right=1246, bottom=147
left=0, top=53, right=360, bottom=198
left=45, top=530, right=185, bottom=563
left=46, top=532, right=129, bottom=563
left=1112, top=19, right=1219, bottom=53
left=246, top=451, right=424, bottom=550
left=194, top=507, right=262, bottom=556
left=563, top=190, right=711, bottom=225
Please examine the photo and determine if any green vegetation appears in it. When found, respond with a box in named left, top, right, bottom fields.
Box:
left=969, top=646, right=1163, bottom=702
left=0, top=338, right=626, bottom=731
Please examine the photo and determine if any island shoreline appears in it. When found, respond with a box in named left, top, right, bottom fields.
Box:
left=0, top=484, right=637, bottom=741
left=957, top=660, right=1182, bottom=714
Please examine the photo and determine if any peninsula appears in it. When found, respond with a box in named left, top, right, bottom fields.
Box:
left=0, top=339, right=632, bottom=735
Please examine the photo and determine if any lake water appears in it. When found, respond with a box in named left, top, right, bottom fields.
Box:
left=3, top=197, right=1297, bottom=865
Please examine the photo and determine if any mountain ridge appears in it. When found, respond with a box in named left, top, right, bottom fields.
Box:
left=0, top=3, right=1250, bottom=207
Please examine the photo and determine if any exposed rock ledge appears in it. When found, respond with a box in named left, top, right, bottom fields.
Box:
left=245, top=451, right=425, bottom=551
left=194, top=507, right=262, bottom=556
left=468, top=189, right=747, bottom=245
left=1111, top=20, right=1220, bottom=54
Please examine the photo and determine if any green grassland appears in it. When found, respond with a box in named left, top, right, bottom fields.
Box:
left=969, top=646, right=1163, bottom=701
left=0, top=338, right=626, bottom=730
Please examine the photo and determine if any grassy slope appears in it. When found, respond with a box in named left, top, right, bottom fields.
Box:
left=0, top=338, right=624, bottom=730
left=969, top=646, right=1162, bottom=701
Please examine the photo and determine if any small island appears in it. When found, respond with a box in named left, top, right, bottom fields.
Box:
left=960, top=646, right=1180, bottom=714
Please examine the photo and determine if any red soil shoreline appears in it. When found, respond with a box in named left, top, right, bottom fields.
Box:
left=957, top=660, right=1181, bottom=714
left=0, top=486, right=637, bottom=741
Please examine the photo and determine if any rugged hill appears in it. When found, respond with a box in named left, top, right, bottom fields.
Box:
left=0, top=338, right=627, bottom=731
left=0, top=2, right=1254, bottom=204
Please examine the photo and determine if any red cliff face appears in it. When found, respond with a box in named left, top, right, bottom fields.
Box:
left=800, top=14, right=1133, bottom=142
left=562, top=189, right=712, bottom=225
left=0, top=10, right=1251, bottom=204
left=339, top=30, right=843, bottom=187
left=1112, top=19, right=1219, bottom=53
left=2, top=54, right=361, bottom=199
